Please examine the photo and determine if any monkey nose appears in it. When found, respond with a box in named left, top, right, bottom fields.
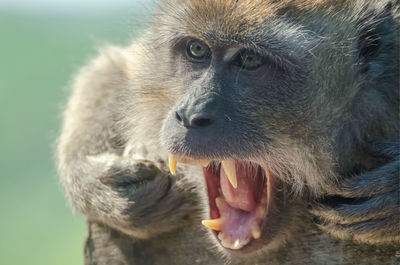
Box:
left=175, top=111, right=215, bottom=128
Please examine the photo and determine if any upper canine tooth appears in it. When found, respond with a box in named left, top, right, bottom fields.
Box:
left=221, top=160, right=237, bottom=189
left=201, top=218, right=223, bottom=231
left=168, top=154, right=177, bottom=175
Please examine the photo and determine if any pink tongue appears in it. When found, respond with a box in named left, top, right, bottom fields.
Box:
left=220, top=163, right=258, bottom=212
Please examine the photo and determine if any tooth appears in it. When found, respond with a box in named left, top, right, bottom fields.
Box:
left=256, top=205, right=267, bottom=219
left=266, top=167, right=272, bottom=178
left=251, top=222, right=261, bottom=239
left=217, top=232, right=225, bottom=241
left=201, top=218, right=223, bottom=231
left=233, top=239, right=240, bottom=249
left=215, top=197, right=225, bottom=210
left=200, top=160, right=211, bottom=167
left=221, top=160, right=237, bottom=189
left=180, top=157, right=211, bottom=167
left=230, top=238, right=249, bottom=250
left=168, top=155, right=177, bottom=175
left=218, top=233, right=250, bottom=250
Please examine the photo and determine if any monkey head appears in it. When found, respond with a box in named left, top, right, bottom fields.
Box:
left=122, top=0, right=398, bottom=256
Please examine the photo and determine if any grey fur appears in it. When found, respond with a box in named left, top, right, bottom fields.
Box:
left=57, top=0, right=400, bottom=264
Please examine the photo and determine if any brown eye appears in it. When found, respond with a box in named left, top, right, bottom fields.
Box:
left=187, top=39, right=211, bottom=60
left=234, top=51, right=265, bottom=70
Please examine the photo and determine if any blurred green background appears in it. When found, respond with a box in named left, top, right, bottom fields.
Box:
left=0, top=1, right=153, bottom=264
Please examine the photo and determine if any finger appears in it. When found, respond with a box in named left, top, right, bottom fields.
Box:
left=329, top=160, right=399, bottom=197
left=311, top=191, right=399, bottom=224
left=317, top=216, right=400, bottom=244
left=368, top=138, right=400, bottom=157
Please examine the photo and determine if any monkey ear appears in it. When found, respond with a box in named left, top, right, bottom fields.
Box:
left=357, top=2, right=396, bottom=79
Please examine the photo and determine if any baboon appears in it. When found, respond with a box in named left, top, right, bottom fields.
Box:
left=57, top=0, right=400, bottom=264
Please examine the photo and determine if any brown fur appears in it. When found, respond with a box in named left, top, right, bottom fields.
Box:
left=58, top=0, right=400, bottom=264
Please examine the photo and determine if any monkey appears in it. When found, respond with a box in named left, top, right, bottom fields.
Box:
left=57, top=0, right=400, bottom=264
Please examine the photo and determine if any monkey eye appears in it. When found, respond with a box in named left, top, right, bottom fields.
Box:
left=186, top=39, right=211, bottom=61
left=234, top=51, right=265, bottom=70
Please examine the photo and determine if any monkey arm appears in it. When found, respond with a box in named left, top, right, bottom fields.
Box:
left=57, top=47, right=194, bottom=239
left=311, top=138, right=400, bottom=244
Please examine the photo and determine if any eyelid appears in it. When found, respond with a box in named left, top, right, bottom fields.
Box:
left=231, top=50, right=265, bottom=70
left=235, top=50, right=261, bottom=61
left=223, top=47, right=241, bottom=63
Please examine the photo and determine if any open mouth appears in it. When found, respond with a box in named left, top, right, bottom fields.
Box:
left=168, top=156, right=275, bottom=251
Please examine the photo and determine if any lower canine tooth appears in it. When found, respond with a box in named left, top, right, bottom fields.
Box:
left=168, top=155, right=177, bottom=175
left=201, top=218, right=223, bottom=231
left=251, top=222, right=261, bottom=239
left=221, top=160, right=237, bottom=189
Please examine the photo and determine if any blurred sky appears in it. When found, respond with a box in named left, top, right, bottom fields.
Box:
left=0, top=1, right=154, bottom=265
left=0, top=0, right=152, bottom=13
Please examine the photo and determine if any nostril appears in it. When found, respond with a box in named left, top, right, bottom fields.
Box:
left=190, top=115, right=215, bottom=127
left=175, top=110, right=215, bottom=128
left=175, top=111, right=183, bottom=123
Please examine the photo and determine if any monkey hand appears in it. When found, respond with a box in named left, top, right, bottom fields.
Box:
left=311, top=139, right=400, bottom=244
left=68, top=156, right=196, bottom=239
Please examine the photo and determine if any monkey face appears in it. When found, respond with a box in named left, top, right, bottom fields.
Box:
left=131, top=0, right=359, bottom=256
left=156, top=30, right=317, bottom=254
left=159, top=35, right=306, bottom=252
left=151, top=1, right=331, bottom=255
